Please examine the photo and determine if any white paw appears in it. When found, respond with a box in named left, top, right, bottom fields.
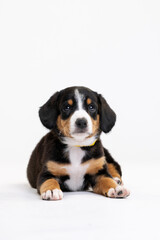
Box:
left=113, top=177, right=123, bottom=185
left=107, top=185, right=130, bottom=198
left=41, top=189, right=63, bottom=200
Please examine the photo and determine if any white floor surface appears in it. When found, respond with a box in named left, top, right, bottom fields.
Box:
left=1, top=161, right=160, bottom=240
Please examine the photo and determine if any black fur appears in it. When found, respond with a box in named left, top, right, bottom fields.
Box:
left=27, top=86, right=122, bottom=198
left=98, top=94, right=116, bottom=133
left=39, top=91, right=60, bottom=129
left=103, top=148, right=122, bottom=177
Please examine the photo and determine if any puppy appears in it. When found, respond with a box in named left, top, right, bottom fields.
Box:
left=27, top=86, right=130, bottom=200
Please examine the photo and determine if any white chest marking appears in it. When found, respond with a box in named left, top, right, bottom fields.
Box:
left=64, top=147, right=89, bottom=191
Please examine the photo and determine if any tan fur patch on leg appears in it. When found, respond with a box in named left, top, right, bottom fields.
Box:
left=93, top=176, right=117, bottom=196
left=46, top=161, right=68, bottom=176
left=107, top=163, right=121, bottom=179
left=85, top=157, right=105, bottom=175
left=57, top=115, right=72, bottom=137
left=40, top=179, right=60, bottom=194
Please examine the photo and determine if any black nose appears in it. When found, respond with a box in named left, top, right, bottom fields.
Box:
left=75, top=118, right=87, bottom=129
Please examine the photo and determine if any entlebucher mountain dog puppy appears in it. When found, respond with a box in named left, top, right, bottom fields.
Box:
left=27, top=86, right=130, bottom=200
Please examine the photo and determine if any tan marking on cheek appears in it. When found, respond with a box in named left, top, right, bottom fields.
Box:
left=47, top=161, right=68, bottom=176
left=68, top=99, right=73, bottom=105
left=57, top=115, right=72, bottom=137
left=87, top=98, right=92, bottom=105
left=85, top=157, right=105, bottom=175
left=40, top=179, right=60, bottom=194
left=92, top=114, right=100, bottom=133
left=88, top=114, right=100, bottom=138
left=93, top=176, right=117, bottom=196
left=107, top=163, right=121, bottom=179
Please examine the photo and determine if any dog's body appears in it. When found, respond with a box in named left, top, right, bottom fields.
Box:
left=27, top=86, right=129, bottom=200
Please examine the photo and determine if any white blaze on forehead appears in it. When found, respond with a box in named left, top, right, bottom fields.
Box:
left=74, top=89, right=83, bottom=110
left=69, top=89, right=93, bottom=140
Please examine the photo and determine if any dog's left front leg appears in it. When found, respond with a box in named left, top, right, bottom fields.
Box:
left=93, top=175, right=130, bottom=198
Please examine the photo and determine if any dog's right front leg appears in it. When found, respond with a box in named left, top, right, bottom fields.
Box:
left=37, top=171, right=63, bottom=201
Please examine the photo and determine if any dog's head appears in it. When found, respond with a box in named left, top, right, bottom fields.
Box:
left=39, top=86, right=116, bottom=145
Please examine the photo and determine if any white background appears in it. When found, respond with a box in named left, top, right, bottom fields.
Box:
left=0, top=1, right=160, bottom=240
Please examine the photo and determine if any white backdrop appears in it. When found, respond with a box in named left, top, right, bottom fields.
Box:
left=0, top=1, right=160, bottom=240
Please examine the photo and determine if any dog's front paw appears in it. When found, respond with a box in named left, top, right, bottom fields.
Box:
left=107, top=185, right=130, bottom=198
left=41, top=189, right=63, bottom=200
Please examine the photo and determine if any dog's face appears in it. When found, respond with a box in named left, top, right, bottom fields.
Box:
left=39, top=86, right=116, bottom=144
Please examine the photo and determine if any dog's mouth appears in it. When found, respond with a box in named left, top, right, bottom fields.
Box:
left=71, top=131, right=90, bottom=137
left=71, top=130, right=93, bottom=141
left=72, top=128, right=89, bottom=134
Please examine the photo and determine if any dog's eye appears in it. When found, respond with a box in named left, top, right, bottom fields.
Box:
left=88, top=104, right=95, bottom=112
left=63, top=105, right=71, bottom=112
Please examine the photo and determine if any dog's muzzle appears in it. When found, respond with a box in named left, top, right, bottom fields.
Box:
left=74, top=118, right=88, bottom=133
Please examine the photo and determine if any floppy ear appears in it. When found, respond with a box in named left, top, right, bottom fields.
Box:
left=39, top=92, right=60, bottom=129
left=98, top=94, right=116, bottom=133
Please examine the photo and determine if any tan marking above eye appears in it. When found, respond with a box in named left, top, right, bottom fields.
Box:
left=68, top=99, right=73, bottom=105
left=87, top=98, right=92, bottom=105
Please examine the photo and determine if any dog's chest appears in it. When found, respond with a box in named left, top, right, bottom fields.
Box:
left=64, top=147, right=89, bottom=191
